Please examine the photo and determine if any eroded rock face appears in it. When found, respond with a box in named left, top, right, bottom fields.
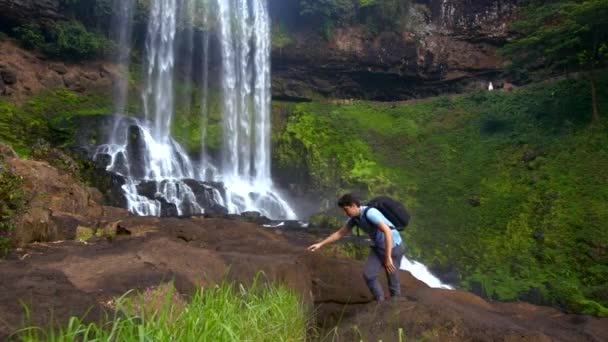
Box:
left=0, top=143, right=129, bottom=246
left=270, top=0, right=521, bottom=100
left=0, top=41, right=119, bottom=99
left=0, top=0, right=62, bottom=25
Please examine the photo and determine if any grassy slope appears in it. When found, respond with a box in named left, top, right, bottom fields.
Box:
left=273, top=73, right=608, bottom=315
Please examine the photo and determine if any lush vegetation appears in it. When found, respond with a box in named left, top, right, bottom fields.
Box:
left=298, top=0, right=414, bottom=37
left=0, top=158, right=23, bottom=256
left=0, top=90, right=113, bottom=157
left=502, top=0, right=608, bottom=122
left=18, top=280, right=307, bottom=341
left=12, top=21, right=114, bottom=60
left=273, top=74, right=608, bottom=316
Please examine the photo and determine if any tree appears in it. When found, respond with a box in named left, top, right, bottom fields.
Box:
left=502, top=0, right=608, bottom=123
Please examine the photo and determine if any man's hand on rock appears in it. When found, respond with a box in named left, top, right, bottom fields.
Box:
left=308, top=243, right=322, bottom=252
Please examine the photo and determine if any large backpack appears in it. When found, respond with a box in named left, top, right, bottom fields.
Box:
left=363, top=196, right=410, bottom=231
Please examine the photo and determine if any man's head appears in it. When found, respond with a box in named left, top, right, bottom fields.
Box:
left=338, top=193, right=361, bottom=217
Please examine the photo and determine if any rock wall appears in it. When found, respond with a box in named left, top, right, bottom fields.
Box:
left=0, top=0, right=521, bottom=101
left=0, top=0, right=62, bottom=26
left=270, top=0, right=522, bottom=101
left=0, top=40, right=118, bottom=99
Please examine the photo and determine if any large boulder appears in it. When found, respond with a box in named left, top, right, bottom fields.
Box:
left=0, top=143, right=128, bottom=246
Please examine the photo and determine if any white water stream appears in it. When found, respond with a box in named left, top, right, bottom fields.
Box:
left=96, top=0, right=296, bottom=219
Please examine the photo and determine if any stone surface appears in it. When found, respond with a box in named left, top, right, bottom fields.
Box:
left=0, top=0, right=62, bottom=25
left=0, top=41, right=118, bottom=100
left=0, top=216, right=606, bottom=341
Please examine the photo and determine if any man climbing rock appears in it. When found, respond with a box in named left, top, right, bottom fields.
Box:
left=308, top=193, right=404, bottom=301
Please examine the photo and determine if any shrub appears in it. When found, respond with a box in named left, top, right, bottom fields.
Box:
left=0, top=160, right=23, bottom=256
left=12, top=21, right=113, bottom=60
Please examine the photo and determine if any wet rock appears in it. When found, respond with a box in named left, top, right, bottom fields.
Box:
left=158, top=198, right=178, bottom=218
left=126, top=125, right=147, bottom=179
left=240, top=211, right=271, bottom=225
left=108, top=173, right=128, bottom=208
left=137, top=180, right=158, bottom=200
left=94, top=153, right=112, bottom=170
left=112, top=152, right=129, bottom=176
left=182, top=179, right=225, bottom=208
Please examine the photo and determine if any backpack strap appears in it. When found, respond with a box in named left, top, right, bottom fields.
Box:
left=362, top=207, right=371, bottom=226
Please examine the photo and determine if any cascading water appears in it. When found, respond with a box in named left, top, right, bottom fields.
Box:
left=110, top=0, right=134, bottom=115
left=93, top=0, right=296, bottom=219
left=216, top=0, right=295, bottom=219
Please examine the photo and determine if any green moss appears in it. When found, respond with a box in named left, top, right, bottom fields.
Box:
left=273, top=72, right=608, bottom=315
left=171, top=86, right=223, bottom=155
left=0, top=159, right=24, bottom=256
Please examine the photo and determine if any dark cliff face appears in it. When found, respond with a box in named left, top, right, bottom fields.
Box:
left=0, top=0, right=62, bottom=27
left=0, top=0, right=521, bottom=101
left=269, top=0, right=522, bottom=101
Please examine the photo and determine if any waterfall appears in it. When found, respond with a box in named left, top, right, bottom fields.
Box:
left=400, top=257, right=453, bottom=289
left=110, top=0, right=134, bottom=115
left=216, top=0, right=295, bottom=219
left=94, top=0, right=296, bottom=220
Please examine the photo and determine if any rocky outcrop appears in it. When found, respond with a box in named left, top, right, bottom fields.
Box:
left=270, top=0, right=521, bottom=101
left=0, top=216, right=607, bottom=341
left=0, top=0, right=62, bottom=25
left=0, top=143, right=129, bottom=246
left=0, top=40, right=119, bottom=99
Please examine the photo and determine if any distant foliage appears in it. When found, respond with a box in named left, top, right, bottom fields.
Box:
left=13, top=21, right=113, bottom=60
left=273, top=73, right=608, bottom=316
left=502, top=0, right=608, bottom=121
left=0, top=160, right=23, bottom=256
left=272, top=23, right=293, bottom=53
left=298, top=0, right=413, bottom=36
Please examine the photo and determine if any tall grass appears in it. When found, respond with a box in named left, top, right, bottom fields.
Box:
left=17, top=280, right=307, bottom=342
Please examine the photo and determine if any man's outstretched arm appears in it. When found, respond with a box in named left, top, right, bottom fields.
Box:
left=308, top=225, right=351, bottom=251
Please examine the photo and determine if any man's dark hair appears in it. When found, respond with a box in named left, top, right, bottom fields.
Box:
left=338, top=193, right=360, bottom=207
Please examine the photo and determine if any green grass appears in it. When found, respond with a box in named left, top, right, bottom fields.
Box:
left=273, top=72, right=608, bottom=315
left=17, top=280, right=308, bottom=341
